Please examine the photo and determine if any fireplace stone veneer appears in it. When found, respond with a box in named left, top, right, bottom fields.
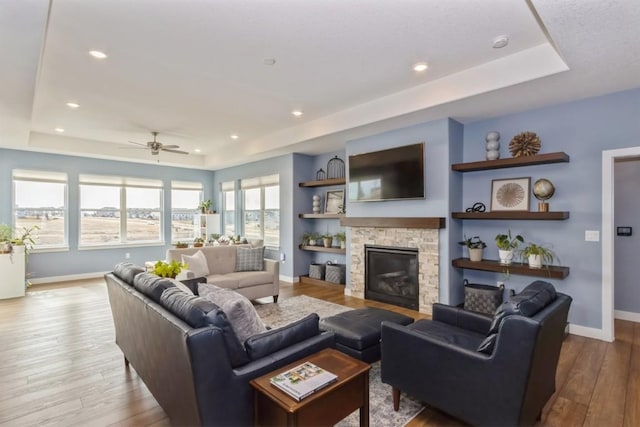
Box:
left=349, top=226, right=439, bottom=314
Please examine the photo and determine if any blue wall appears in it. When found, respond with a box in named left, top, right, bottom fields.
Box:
left=460, top=87, right=640, bottom=329
left=0, top=148, right=214, bottom=279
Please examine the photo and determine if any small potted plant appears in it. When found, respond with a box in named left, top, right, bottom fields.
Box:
left=334, top=231, right=347, bottom=249
left=301, top=232, right=314, bottom=246
left=175, top=241, right=188, bottom=249
left=152, top=260, right=188, bottom=279
left=458, top=235, right=486, bottom=262
left=209, top=233, right=221, bottom=245
left=322, top=233, right=334, bottom=248
left=0, top=223, right=14, bottom=253
left=495, top=230, right=524, bottom=265
left=193, top=237, right=205, bottom=247
left=519, top=243, right=558, bottom=269
left=198, top=199, right=213, bottom=214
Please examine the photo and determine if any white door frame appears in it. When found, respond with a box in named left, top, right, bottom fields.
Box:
left=602, top=146, right=640, bottom=342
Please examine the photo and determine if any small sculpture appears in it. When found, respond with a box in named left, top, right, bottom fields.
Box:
left=533, top=178, right=555, bottom=212
left=312, top=195, right=321, bottom=213
left=485, top=131, right=500, bottom=160
left=509, top=131, right=541, bottom=157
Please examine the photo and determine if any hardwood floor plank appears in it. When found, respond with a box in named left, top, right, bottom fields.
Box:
left=0, top=278, right=636, bottom=427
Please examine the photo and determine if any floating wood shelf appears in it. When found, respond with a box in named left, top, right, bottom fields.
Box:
left=451, top=152, right=570, bottom=172
left=340, top=217, right=446, bottom=229
left=299, top=275, right=345, bottom=287
left=299, top=245, right=346, bottom=254
left=452, top=258, right=569, bottom=279
left=298, top=178, right=346, bottom=188
left=451, top=211, right=570, bottom=220
left=299, top=213, right=345, bottom=219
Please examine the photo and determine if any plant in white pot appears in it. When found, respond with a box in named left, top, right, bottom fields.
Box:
left=334, top=231, right=347, bottom=249
left=458, top=236, right=487, bottom=262
left=0, top=223, right=13, bottom=254
left=519, top=243, right=558, bottom=269
left=495, top=230, right=524, bottom=265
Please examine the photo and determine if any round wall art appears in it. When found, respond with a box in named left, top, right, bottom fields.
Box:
left=490, top=177, right=531, bottom=211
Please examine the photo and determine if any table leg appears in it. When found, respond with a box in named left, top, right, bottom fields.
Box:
left=360, top=373, right=369, bottom=427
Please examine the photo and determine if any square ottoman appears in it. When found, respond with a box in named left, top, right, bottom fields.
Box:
left=320, top=307, right=414, bottom=363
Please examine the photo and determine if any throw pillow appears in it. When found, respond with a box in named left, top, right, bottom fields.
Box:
left=245, top=313, right=319, bottom=360
left=235, top=246, right=264, bottom=272
left=113, top=262, right=145, bottom=285
left=133, top=273, right=176, bottom=303
left=182, top=250, right=210, bottom=278
left=200, top=287, right=266, bottom=343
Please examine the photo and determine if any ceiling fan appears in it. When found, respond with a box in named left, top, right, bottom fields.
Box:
left=125, top=131, right=189, bottom=155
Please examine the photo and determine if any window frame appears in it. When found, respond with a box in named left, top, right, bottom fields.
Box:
left=170, top=181, right=203, bottom=243
left=221, top=180, right=236, bottom=236
left=240, top=174, right=280, bottom=249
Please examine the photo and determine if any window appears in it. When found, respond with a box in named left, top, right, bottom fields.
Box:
left=12, top=170, right=68, bottom=249
left=171, top=181, right=202, bottom=242
left=241, top=174, right=279, bottom=247
left=79, top=175, right=163, bottom=247
left=221, top=180, right=235, bottom=236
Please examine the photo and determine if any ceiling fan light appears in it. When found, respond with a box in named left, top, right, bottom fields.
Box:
left=89, top=50, right=107, bottom=59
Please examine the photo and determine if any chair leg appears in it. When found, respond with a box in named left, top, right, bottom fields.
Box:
left=274, top=295, right=279, bottom=303
left=124, top=356, right=130, bottom=367
left=392, top=387, right=400, bottom=411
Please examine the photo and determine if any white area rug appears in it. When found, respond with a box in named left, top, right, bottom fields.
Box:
left=254, top=295, right=424, bottom=426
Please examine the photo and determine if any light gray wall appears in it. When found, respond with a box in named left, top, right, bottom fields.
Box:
left=614, top=158, right=640, bottom=314
left=0, top=148, right=215, bottom=279
left=461, top=87, right=640, bottom=329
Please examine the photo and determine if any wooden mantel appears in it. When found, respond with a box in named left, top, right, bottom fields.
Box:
left=340, top=217, right=446, bottom=229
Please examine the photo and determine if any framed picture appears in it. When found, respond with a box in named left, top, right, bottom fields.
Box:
left=325, top=190, right=345, bottom=214
left=491, top=177, right=531, bottom=211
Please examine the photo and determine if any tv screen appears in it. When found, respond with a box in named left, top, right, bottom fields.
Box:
left=348, top=142, right=425, bottom=202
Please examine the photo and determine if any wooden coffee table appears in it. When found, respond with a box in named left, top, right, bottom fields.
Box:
left=250, top=348, right=371, bottom=426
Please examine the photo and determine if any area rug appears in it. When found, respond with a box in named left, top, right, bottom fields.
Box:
left=254, top=295, right=424, bottom=426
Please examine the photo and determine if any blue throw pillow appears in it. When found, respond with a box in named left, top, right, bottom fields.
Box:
left=133, top=273, right=176, bottom=303
left=113, top=262, right=145, bottom=285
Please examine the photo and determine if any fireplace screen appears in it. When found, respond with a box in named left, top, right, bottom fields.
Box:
left=365, top=245, right=418, bottom=310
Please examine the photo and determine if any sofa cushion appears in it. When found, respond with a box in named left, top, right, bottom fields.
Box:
left=167, top=278, right=195, bottom=295
left=226, top=271, right=274, bottom=289
left=244, top=313, right=320, bottom=360
left=133, top=273, right=176, bottom=303
left=478, top=281, right=557, bottom=354
left=181, top=250, right=210, bottom=278
left=409, top=319, right=485, bottom=352
left=235, top=246, right=264, bottom=272
left=160, top=287, right=249, bottom=367
left=199, top=286, right=266, bottom=343
left=113, top=262, right=145, bottom=285
left=206, top=275, right=240, bottom=289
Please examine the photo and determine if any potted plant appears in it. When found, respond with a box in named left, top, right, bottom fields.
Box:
left=0, top=223, right=13, bottom=254
left=334, top=231, right=347, bottom=249
left=322, top=233, right=334, bottom=248
left=458, top=235, right=486, bottom=262
left=11, top=225, right=39, bottom=252
left=519, top=243, right=558, bottom=269
left=152, top=260, right=188, bottom=279
left=301, top=232, right=314, bottom=246
left=193, top=237, right=204, bottom=247
left=198, top=199, right=213, bottom=214
left=175, top=241, right=188, bottom=249
left=209, top=233, right=221, bottom=244
left=495, top=230, right=524, bottom=265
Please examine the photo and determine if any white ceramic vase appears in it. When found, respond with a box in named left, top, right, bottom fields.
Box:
left=528, top=254, right=543, bottom=269
left=498, top=249, right=514, bottom=265
left=468, top=248, right=483, bottom=262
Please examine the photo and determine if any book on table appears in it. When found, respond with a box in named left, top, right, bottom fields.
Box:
left=270, top=361, right=338, bottom=401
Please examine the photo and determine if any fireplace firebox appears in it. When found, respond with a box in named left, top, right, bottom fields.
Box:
left=364, top=245, right=419, bottom=310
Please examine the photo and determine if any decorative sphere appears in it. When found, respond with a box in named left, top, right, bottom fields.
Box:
left=486, top=131, right=500, bottom=142
left=486, top=140, right=500, bottom=151
left=533, top=179, right=555, bottom=201
left=486, top=150, right=500, bottom=160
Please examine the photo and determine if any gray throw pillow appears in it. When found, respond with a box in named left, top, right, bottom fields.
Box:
left=235, top=246, right=264, bottom=272
left=200, top=287, right=266, bottom=343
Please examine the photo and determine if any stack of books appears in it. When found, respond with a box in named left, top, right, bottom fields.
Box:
left=270, top=361, right=338, bottom=401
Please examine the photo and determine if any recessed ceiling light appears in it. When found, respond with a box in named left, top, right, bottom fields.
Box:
left=413, top=62, right=429, bottom=72
left=492, top=35, right=509, bottom=49
left=292, top=110, right=303, bottom=117
left=89, top=50, right=108, bottom=59
left=230, top=134, right=239, bottom=140
left=55, top=128, right=65, bottom=133
left=263, top=58, right=276, bottom=66
left=194, top=148, right=201, bottom=153
left=66, top=102, right=80, bottom=109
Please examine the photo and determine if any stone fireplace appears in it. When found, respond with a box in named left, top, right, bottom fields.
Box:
left=365, top=245, right=419, bottom=310
left=343, top=217, right=444, bottom=314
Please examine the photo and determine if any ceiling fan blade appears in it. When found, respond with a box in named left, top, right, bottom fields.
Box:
left=127, top=141, right=148, bottom=147
left=119, top=146, right=148, bottom=150
left=161, top=148, right=189, bottom=155
left=160, top=144, right=180, bottom=149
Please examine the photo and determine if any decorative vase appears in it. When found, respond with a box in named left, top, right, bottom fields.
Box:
left=323, top=237, right=333, bottom=248
left=340, top=240, right=346, bottom=249
left=312, top=195, right=321, bottom=213
left=468, top=248, right=483, bottom=262
left=528, top=254, right=543, bottom=269
left=486, top=131, right=500, bottom=160
left=498, top=249, right=514, bottom=265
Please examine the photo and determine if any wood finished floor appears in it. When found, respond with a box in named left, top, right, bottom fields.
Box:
left=0, top=278, right=638, bottom=426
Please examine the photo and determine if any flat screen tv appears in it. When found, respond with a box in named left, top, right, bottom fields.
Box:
left=348, top=142, right=425, bottom=202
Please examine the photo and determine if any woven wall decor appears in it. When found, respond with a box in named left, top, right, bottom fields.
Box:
left=326, top=156, right=345, bottom=179
left=509, top=131, right=541, bottom=157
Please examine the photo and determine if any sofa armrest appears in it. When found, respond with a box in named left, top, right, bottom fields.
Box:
left=432, top=303, right=493, bottom=335
left=245, top=313, right=319, bottom=360
left=264, top=258, right=279, bottom=282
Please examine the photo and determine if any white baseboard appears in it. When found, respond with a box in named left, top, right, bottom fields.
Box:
left=279, top=274, right=297, bottom=283
left=614, top=310, right=640, bottom=323
left=568, top=324, right=612, bottom=342
left=30, top=271, right=109, bottom=285
left=344, top=288, right=352, bottom=296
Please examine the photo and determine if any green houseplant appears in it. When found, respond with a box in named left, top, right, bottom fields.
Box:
left=458, top=235, right=486, bottom=262
left=334, top=231, right=347, bottom=249
left=321, top=233, right=334, bottom=248
left=0, top=223, right=13, bottom=253
left=153, top=260, right=188, bottom=279
left=198, top=199, right=213, bottom=214
left=193, top=237, right=205, bottom=247
left=495, top=230, right=524, bottom=265
left=519, top=243, right=558, bottom=269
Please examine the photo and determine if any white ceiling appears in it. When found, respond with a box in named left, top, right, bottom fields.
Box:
left=1, top=0, right=639, bottom=169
